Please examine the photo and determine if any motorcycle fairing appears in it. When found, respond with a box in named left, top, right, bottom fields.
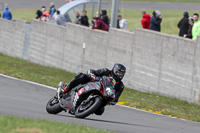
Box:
left=60, top=81, right=102, bottom=112
left=60, top=91, right=76, bottom=111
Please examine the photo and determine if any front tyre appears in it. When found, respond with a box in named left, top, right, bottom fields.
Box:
left=75, top=96, right=102, bottom=118
left=46, top=97, right=63, bottom=114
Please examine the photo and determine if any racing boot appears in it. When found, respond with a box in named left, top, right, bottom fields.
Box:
left=57, top=82, right=65, bottom=98
left=58, top=81, right=65, bottom=89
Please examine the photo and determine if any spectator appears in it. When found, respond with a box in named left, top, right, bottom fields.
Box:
left=150, top=10, right=162, bottom=32
left=49, top=2, right=56, bottom=18
left=36, top=10, right=42, bottom=19
left=56, top=10, right=66, bottom=26
left=177, top=11, right=189, bottom=37
left=91, top=17, right=109, bottom=31
left=141, top=11, right=151, bottom=29
left=192, top=13, right=200, bottom=40
left=41, top=6, right=50, bottom=22
left=117, top=15, right=128, bottom=30
left=2, top=6, right=12, bottom=20
left=101, top=10, right=109, bottom=26
left=80, top=10, right=89, bottom=27
left=184, top=16, right=194, bottom=39
left=91, top=11, right=100, bottom=27
left=74, top=12, right=81, bottom=24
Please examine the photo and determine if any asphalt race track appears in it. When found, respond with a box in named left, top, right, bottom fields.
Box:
left=0, top=74, right=200, bottom=133
left=1, top=0, right=200, bottom=10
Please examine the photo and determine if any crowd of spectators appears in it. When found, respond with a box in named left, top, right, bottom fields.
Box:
left=177, top=12, right=200, bottom=40
left=2, top=1, right=200, bottom=40
left=71, top=9, right=127, bottom=31
left=33, top=1, right=128, bottom=31
left=140, top=10, right=200, bottom=40
left=141, top=10, right=162, bottom=32
left=29, top=1, right=200, bottom=39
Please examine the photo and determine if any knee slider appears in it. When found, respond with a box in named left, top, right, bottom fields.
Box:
left=75, top=72, right=83, bottom=79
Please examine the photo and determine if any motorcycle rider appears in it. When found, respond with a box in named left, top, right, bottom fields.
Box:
left=59, top=63, right=126, bottom=115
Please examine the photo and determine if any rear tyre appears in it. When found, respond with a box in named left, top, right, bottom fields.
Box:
left=46, top=97, right=63, bottom=114
left=75, top=96, right=102, bottom=118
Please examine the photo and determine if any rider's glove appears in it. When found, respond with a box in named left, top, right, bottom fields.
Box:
left=62, top=83, right=71, bottom=94
left=88, top=73, right=99, bottom=81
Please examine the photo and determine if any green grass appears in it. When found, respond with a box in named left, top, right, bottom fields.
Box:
left=119, top=88, right=200, bottom=122
left=104, top=0, right=200, bottom=3
left=11, top=9, right=198, bottom=35
left=0, top=54, right=75, bottom=87
left=11, top=9, right=36, bottom=22
left=0, top=115, right=114, bottom=133
left=0, top=54, right=200, bottom=122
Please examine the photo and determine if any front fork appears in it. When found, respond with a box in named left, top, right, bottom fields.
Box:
left=80, top=95, right=102, bottom=107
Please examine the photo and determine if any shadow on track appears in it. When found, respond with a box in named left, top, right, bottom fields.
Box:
left=57, top=114, right=157, bottom=128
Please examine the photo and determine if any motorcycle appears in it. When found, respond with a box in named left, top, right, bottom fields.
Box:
left=46, top=76, right=116, bottom=118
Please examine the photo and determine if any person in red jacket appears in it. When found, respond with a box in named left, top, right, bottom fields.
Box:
left=91, top=17, right=109, bottom=31
left=141, top=11, right=151, bottom=29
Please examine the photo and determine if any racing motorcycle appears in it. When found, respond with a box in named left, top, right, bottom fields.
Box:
left=46, top=76, right=116, bottom=118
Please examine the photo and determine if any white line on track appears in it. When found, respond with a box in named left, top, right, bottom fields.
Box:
left=0, top=73, right=57, bottom=91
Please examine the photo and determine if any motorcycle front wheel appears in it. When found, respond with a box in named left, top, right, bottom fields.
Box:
left=75, top=96, right=102, bottom=118
left=46, top=96, right=63, bottom=114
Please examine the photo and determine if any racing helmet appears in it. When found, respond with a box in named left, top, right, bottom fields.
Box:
left=111, top=63, right=126, bottom=81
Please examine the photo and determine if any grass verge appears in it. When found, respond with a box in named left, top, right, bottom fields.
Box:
left=11, top=9, right=198, bottom=35
left=0, top=54, right=200, bottom=122
left=0, top=115, right=114, bottom=133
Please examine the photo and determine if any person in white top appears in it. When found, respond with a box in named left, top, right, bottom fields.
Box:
left=117, top=15, right=128, bottom=30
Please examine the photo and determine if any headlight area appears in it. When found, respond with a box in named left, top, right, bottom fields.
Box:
left=105, top=87, right=115, bottom=97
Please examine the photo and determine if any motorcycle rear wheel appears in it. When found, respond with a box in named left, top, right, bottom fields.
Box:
left=46, top=97, right=63, bottom=114
left=75, top=96, right=102, bottom=118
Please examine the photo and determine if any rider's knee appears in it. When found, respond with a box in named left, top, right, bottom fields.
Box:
left=75, top=72, right=83, bottom=79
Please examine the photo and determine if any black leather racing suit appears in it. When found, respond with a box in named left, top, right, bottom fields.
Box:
left=63, top=68, right=124, bottom=103
left=88, top=68, right=124, bottom=103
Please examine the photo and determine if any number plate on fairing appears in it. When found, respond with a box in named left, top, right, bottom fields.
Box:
left=73, top=92, right=79, bottom=107
left=78, top=88, right=85, bottom=95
